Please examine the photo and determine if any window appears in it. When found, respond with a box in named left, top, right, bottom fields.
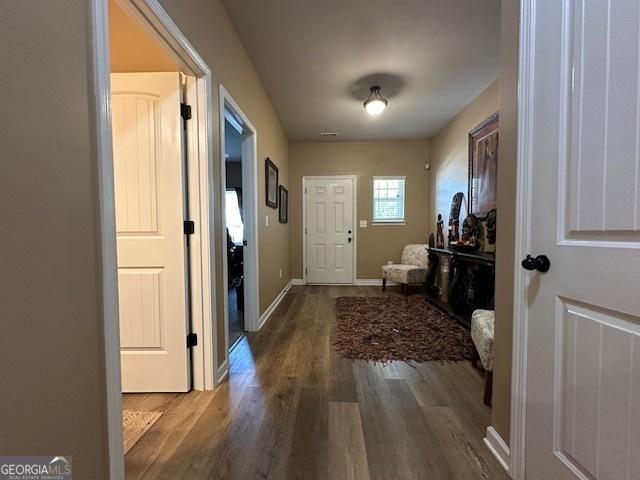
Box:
left=225, top=190, right=244, bottom=245
left=373, top=176, right=406, bottom=223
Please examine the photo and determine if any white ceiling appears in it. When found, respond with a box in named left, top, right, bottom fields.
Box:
left=223, top=0, right=500, bottom=142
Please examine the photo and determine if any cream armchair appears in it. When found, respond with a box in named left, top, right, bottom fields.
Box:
left=381, top=244, right=428, bottom=295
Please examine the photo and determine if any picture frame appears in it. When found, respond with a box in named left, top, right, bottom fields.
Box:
left=468, top=112, right=499, bottom=217
left=265, top=157, right=279, bottom=208
left=278, top=185, right=288, bottom=223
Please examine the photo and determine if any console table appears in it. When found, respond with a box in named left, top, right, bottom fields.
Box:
left=424, top=247, right=495, bottom=329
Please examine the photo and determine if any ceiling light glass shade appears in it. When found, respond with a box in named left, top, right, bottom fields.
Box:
left=363, top=85, right=388, bottom=116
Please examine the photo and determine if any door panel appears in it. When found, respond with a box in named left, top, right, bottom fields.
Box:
left=111, top=72, right=190, bottom=392
left=526, top=1, right=640, bottom=478
left=305, top=178, right=354, bottom=284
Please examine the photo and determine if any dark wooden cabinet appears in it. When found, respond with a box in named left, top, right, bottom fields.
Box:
left=424, top=247, right=495, bottom=329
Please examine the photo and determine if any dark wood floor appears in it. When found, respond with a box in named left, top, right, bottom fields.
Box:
left=123, top=285, right=509, bottom=479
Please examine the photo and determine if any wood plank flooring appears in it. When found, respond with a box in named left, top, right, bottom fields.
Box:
left=123, top=285, right=509, bottom=480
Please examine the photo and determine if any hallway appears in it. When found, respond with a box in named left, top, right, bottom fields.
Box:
left=123, top=286, right=508, bottom=479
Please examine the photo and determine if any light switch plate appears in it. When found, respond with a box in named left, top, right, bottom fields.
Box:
left=265, top=215, right=269, bottom=226
left=359, top=220, right=368, bottom=228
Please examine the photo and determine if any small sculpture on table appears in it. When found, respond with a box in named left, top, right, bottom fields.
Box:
left=462, top=214, right=481, bottom=243
left=450, top=214, right=482, bottom=252
left=447, top=192, right=464, bottom=245
left=486, top=208, right=497, bottom=245
left=436, top=214, right=445, bottom=248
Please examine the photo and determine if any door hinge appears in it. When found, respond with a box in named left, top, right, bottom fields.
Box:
left=180, top=103, right=192, bottom=121
left=186, top=332, right=198, bottom=348
left=184, top=220, right=195, bottom=235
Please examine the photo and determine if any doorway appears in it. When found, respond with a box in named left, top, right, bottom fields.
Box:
left=224, top=115, right=245, bottom=348
left=220, top=87, right=260, bottom=357
left=96, top=0, right=218, bottom=475
left=303, top=175, right=357, bottom=284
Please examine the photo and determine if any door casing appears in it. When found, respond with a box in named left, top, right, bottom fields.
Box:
left=302, top=175, right=358, bottom=285
left=89, top=0, right=218, bottom=477
left=219, top=85, right=260, bottom=378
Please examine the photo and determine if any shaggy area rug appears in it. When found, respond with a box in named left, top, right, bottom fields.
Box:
left=334, top=296, right=473, bottom=363
left=122, top=409, right=163, bottom=454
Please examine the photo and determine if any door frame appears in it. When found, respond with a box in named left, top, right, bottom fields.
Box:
left=302, top=175, right=358, bottom=285
left=219, top=86, right=260, bottom=367
left=89, top=0, right=218, bottom=477
left=509, top=0, right=535, bottom=478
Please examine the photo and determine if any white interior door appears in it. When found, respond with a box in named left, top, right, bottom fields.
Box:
left=525, top=1, right=640, bottom=478
left=305, top=177, right=355, bottom=284
left=111, top=72, right=190, bottom=392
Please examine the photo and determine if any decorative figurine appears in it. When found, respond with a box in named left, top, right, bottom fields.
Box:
left=436, top=214, right=445, bottom=248
left=449, top=218, right=460, bottom=244
left=428, top=233, right=435, bottom=248
left=447, top=192, right=464, bottom=245
left=486, top=208, right=497, bottom=245
left=461, top=214, right=482, bottom=250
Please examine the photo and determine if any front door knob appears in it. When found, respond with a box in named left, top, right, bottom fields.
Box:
left=521, top=254, right=551, bottom=273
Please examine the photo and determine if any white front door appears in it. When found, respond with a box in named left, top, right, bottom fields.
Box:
left=111, top=72, right=190, bottom=392
left=305, top=177, right=355, bottom=284
left=525, top=1, right=640, bottom=478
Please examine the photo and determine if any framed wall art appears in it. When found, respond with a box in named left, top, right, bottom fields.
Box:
left=265, top=157, right=279, bottom=208
left=278, top=185, right=288, bottom=223
left=468, top=112, right=499, bottom=217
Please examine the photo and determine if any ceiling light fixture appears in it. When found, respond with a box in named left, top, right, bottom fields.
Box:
left=363, top=85, right=388, bottom=116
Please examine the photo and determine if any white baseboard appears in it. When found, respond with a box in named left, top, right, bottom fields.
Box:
left=257, top=280, right=292, bottom=329
left=355, top=278, right=398, bottom=286
left=292, top=278, right=399, bottom=287
left=215, top=359, right=228, bottom=386
left=484, top=426, right=510, bottom=474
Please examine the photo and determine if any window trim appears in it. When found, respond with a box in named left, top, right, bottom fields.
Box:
left=372, top=175, right=406, bottom=223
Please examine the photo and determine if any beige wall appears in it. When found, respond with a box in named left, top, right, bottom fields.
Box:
left=492, top=0, right=519, bottom=445
left=0, top=1, right=111, bottom=477
left=290, top=141, right=431, bottom=279
left=156, top=0, right=291, bottom=362
left=109, top=0, right=178, bottom=72
left=428, top=80, right=500, bottom=228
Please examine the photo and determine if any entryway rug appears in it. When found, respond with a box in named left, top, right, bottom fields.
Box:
left=334, top=296, right=473, bottom=363
left=122, top=409, right=163, bottom=454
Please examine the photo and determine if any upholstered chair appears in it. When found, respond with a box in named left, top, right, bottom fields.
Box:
left=381, top=244, right=428, bottom=295
left=470, top=309, right=495, bottom=406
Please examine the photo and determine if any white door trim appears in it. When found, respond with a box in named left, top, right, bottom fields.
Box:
left=89, top=0, right=217, bottom=476
left=219, top=86, right=260, bottom=369
left=509, top=0, right=535, bottom=478
left=302, top=175, right=358, bottom=285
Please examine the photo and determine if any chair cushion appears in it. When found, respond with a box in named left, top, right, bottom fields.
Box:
left=400, top=244, right=428, bottom=268
left=381, top=264, right=427, bottom=284
left=470, top=309, right=495, bottom=371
